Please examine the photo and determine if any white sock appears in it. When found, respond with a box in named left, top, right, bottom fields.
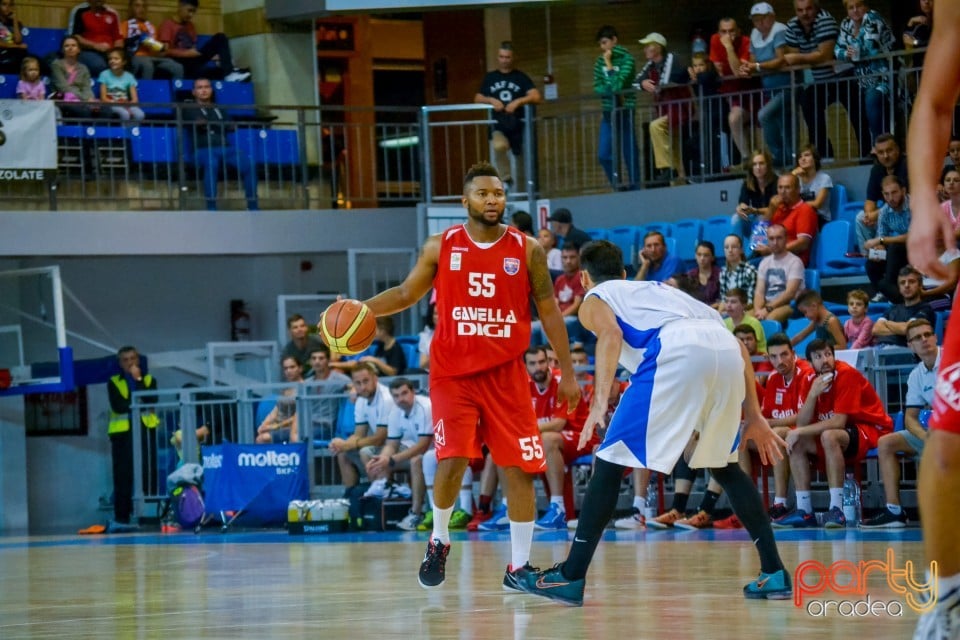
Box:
left=774, top=496, right=787, bottom=506
left=632, top=496, right=644, bottom=511
left=550, top=496, right=565, bottom=512
left=426, top=488, right=435, bottom=510
left=509, top=520, right=534, bottom=570
left=887, top=503, right=902, bottom=515
left=828, top=488, right=843, bottom=510
left=796, top=491, right=812, bottom=514
left=458, top=488, right=474, bottom=515
left=432, top=504, right=454, bottom=545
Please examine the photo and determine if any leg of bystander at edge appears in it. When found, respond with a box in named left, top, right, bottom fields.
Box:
left=918, top=430, right=960, bottom=579
left=503, top=465, right=536, bottom=571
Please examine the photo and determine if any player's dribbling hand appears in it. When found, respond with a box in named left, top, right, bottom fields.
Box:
left=579, top=406, right=606, bottom=450
left=740, top=413, right=785, bottom=466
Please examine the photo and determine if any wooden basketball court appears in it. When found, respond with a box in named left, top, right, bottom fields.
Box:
left=0, top=528, right=927, bottom=638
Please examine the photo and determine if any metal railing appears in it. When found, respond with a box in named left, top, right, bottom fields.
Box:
left=11, top=49, right=935, bottom=212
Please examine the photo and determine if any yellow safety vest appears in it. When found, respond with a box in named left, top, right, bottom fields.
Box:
left=107, top=374, right=160, bottom=434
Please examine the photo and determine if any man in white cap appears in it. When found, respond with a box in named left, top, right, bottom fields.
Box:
left=634, top=32, right=691, bottom=186
left=740, top=2, right=792, bottom=168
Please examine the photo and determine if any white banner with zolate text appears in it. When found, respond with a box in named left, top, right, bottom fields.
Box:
left=0, top=99, right=57, bottom=177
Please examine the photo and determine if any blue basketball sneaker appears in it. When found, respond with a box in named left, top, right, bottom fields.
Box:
left=771, top=509, right=817, bottom=529
left=478, top=504, right=509, bottom=531
left=519, top=563, right=585, bottom=606
left=534, top=503, right=567, bottom=530
left=743, top=569, right=793, bottom=600
left=822, top=506, right=847, bottom=529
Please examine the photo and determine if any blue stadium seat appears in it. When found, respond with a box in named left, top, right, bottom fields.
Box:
left=607, top=225, right=641, bottom=269
left=214, top=80, right=255, bottom=118
left=643, top=222, right=673, bottom=238
left=21, top=27, right=64, bottom=60
left=786, top=317, right=815, bottom=358
left=261, top=129, right=299, bottom=167
left=585, top=228, right=608, bottom=241
left=673, top=218, right=704, bottom=270
left=829, top=183, right=847, bottom=221
left=936, top=310, right=950, bottom=343
left=129, top=126, right=178, bottom=164
left=229, top=127, right=266, bottom=165
left=815, top=221, right=864, bottom=278
left=0, top=74, right=17, bottom=99
left=136, top=79, right=173, bottom=118
left=702, top=215, right=731, bottom=267
left=760, top=319, right=781, bottom=340
left=838, top=201, right=864, bottom=228
left=804, top=268, right=820, bottom=292
left=172, top=78, right=195, bottom=101
left=395, top=335, right=420, bottom=371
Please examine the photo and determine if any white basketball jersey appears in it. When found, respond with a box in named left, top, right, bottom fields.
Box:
left=585, top=280, right=725, bottom=375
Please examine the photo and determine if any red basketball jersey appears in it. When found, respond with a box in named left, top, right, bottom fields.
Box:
left=762, top=359, right=815, bottom=422
left=530, top=376, right=588, bottom=433
left=431, top=224, right=532, bottom=378
left=796, top=360, right=893, bottom=432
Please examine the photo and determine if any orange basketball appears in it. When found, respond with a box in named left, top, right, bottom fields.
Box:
left=319, top=299, right=377, bottom=355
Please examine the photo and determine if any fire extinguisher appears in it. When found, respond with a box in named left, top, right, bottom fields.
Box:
left=230, top=299, right=251, bottom=341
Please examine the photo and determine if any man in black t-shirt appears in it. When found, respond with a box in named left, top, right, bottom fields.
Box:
left=873, top=266, right=935, bottom=346
left=474, top=41, right=541, bottom=186
left=855, top=134, right=908, bottom=251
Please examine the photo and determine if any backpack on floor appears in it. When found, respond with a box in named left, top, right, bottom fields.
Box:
left=171, top=484, right=205, bottom=528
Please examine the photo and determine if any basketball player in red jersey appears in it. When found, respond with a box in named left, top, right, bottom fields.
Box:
left=360, top=162, right=580, bottom=591
left=906, top=1, right=960, bottom=636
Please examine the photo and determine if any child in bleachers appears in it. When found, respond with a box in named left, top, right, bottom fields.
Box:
left=125, top=0, right=183, bottom=80
left=792, top=289, right=845, bottom=348
left=16, top=55, right=43, bottom=100
left=844, top=289, right=875, bottom=348
left=98, top=47, right=145, bottom=121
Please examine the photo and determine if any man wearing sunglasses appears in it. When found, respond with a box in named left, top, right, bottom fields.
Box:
left=861, top=318, right=939, bottom=528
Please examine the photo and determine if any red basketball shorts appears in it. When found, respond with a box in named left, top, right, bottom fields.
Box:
left=430, top=358, right=545, bottom=474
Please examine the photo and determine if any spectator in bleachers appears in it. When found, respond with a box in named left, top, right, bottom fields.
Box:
left=872, top=266, right=935, bottom=347
left=328, top=361, right=392, bottom=493
left=359, top=315, right=406, bottom=377
left=753, top=223, right=804, bottom=324
left=734, top=324, right=772, bottom=371
left=68, top=0, right=124, bottom=78
left=255, top=355, right=303, bottom=444
left=783, top=0, right=848, bottom=160
left=50, top=35, right=100, bottom=119
left=365, top=378, right=433, bottom=529
left=709, top=17, right=758, bottom=169
left=792, top=289, right=846, bottom=347
left=776, top=338, right=893, bottom=528
left=863, top=175, right=911, bottom=302
left=474, top=41, right=540, bottom=190
left=537, top=227, right=562, bottom=274
left=855, top=133, right=908, bottom=252
left=940, top=168, right=960, bottom=228
left=281, top=313, right=324, bottom=376
left=417, top=303, right=436, bottom=371
left=719, top=234, right=758, bottom=307
left=182, top=77, right=258, bottom=211
left=546, top=208, right=591, bottom=250
left=634, top=230, right=681, bottom=283
left=98, top=47, right=144, bottom=121
left=936, top=138, right=960, bottom=194
left=791, top=144, right=833, bottom=226
left=763, top=173, right=819, bottom=266
left=903, top=0, right=933, bottom=51
left=16, top=56, right=44, bottom=100
left=761, top=332, right=816, bottom=520
left=834, top=0, right=896, bottom=156
left=731, top=150, right=777, bottom=247
left=509, top=210, right=534, bottom=236
left=920, top=251, right=960, bottom=313
left=683, top=240, right=721, bottom=306
left=158, top=0, right=249, bottom=82
left=0, top=0, right=27, bottom=75
left=862, top=318, right=938, bottom=528
left=593, top=25, right=639, bottom=190
left=305, top=344, right=351, bottom=442
left=554, top=244, right=588, bottom=339
left=844, top=289, right=875, bottom=348
left=634, top=32, right=691, bottom=186
left=724, top=288, right=766, bottom=353
left=741, top=2, right=792, bottom=169
left=125, top=0, right=182, bottom=79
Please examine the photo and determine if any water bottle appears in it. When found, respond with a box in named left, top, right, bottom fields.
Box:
left=842, top=473, right=861, bottom=526
left=644, top=473, right=658, bottom=519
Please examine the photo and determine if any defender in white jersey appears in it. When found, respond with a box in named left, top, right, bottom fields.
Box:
left=519, top=240, right=790, bottom=606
